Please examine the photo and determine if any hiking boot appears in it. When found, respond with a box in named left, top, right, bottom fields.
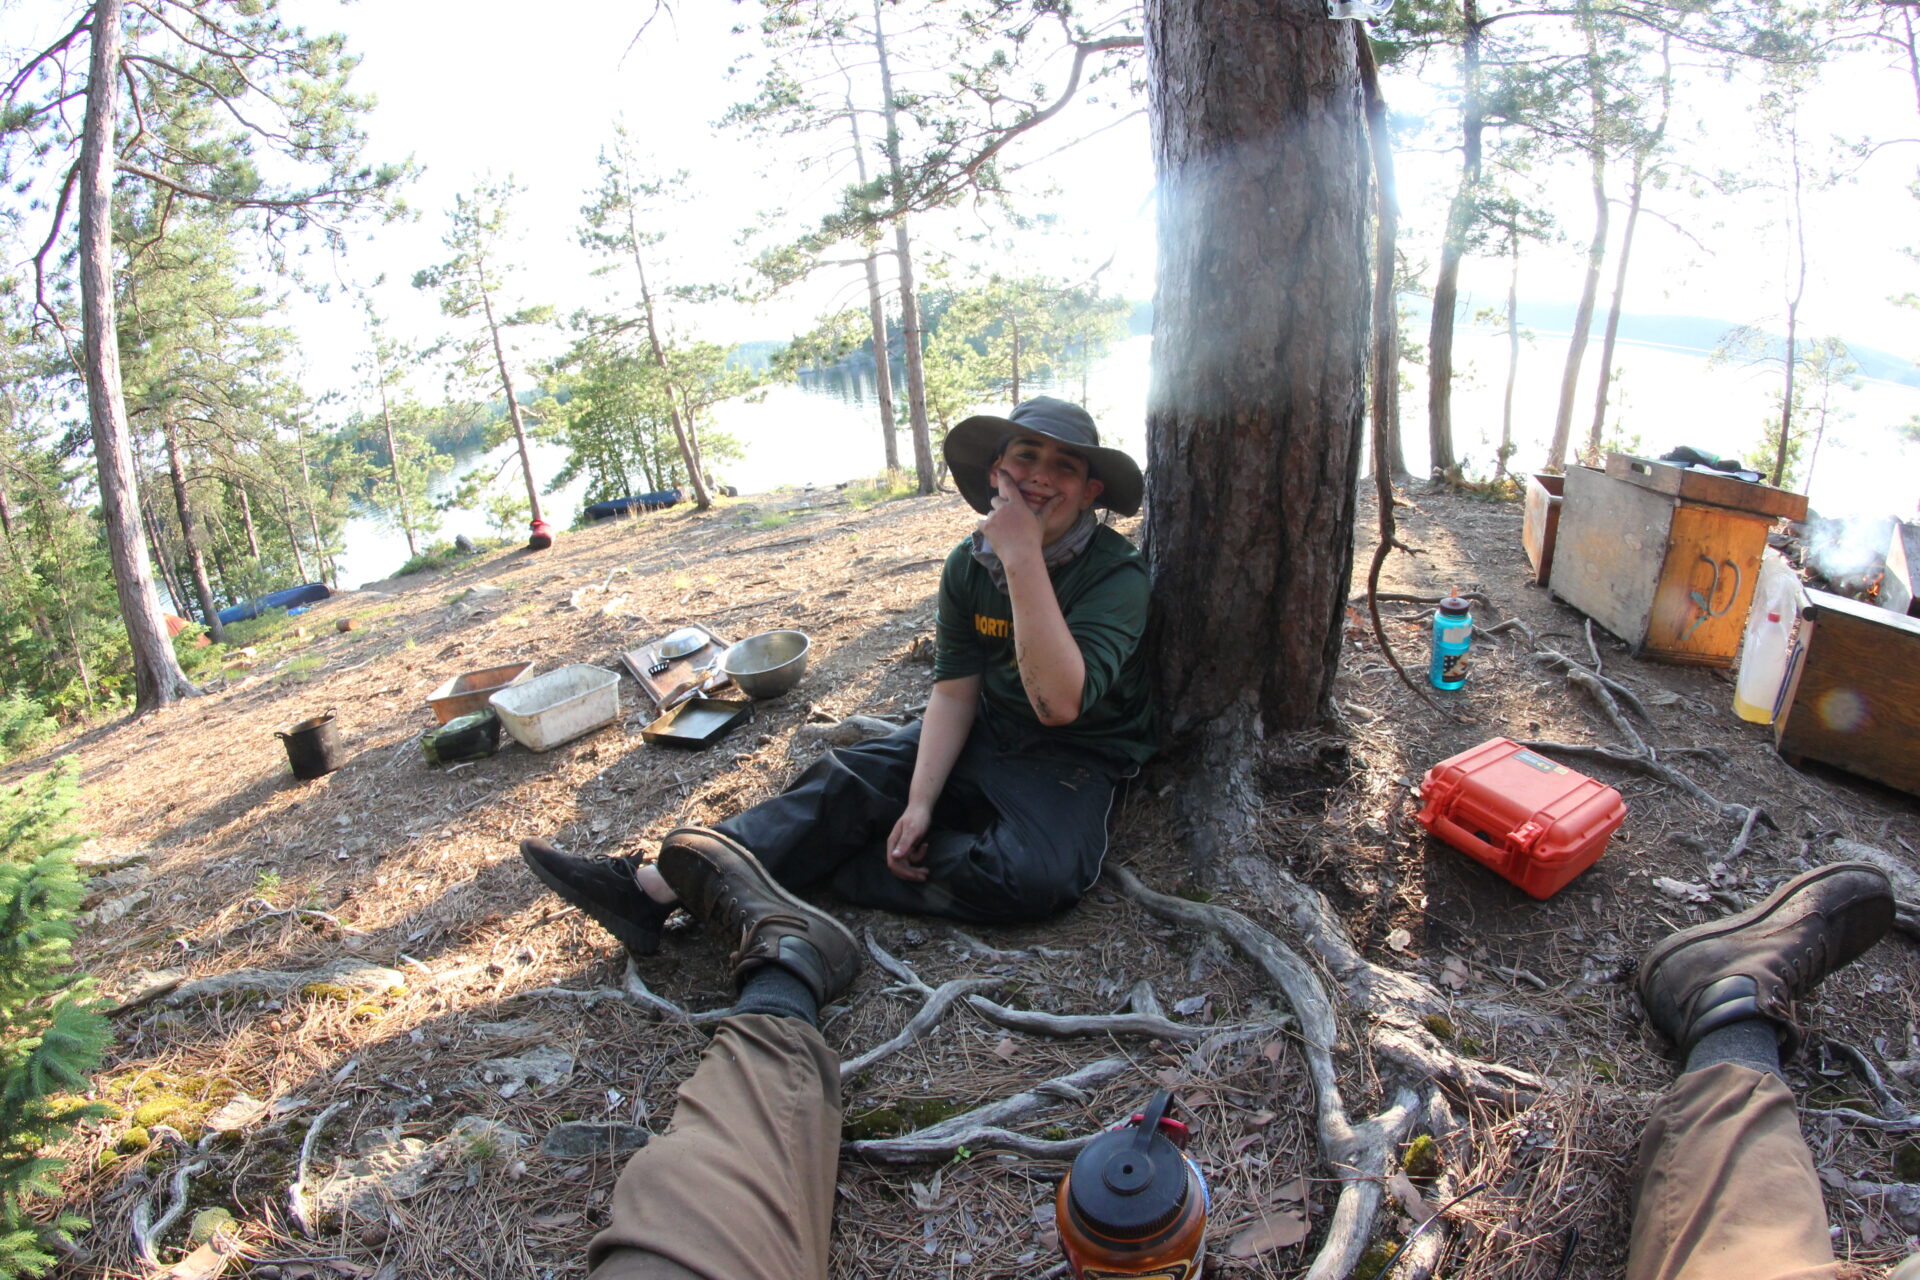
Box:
left=520, top=838, right=672, bottom=957
left=656, top=826, right=861, bottom=1006
left=1637, top=861, right=1894, bottom=1059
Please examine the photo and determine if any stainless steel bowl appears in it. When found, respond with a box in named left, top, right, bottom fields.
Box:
left=721, top=629, right=811, bottom=699
left=658, top=627, right=708, bottom=660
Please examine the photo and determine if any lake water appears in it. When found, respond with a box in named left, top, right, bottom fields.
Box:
left=333, top=330, right=1920, bottom=588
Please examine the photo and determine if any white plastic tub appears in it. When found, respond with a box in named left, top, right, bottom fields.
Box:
left=489, top=664, right=622, bottom=752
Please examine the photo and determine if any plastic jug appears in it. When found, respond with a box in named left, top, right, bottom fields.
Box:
left=1732, top=549, right=1800, bottom=724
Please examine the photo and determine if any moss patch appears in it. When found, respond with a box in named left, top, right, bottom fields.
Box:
left=106, top=1070, right=241, bottom=1144
left=1422, top=1013, right=1456, bottom=1042
left=1351, top=1239, right=1401, bottom=1280
left=1402, top=1134, right=1441, bottom=1179
left=1893, top=1140, right=1920, bottom=1182
left=843, top=1098, right=967, bottom=1141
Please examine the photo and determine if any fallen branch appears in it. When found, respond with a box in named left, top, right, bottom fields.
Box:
left=844, top=1058, right=1134, bottom=1164
left=288, top=1100, right=346, bottom=1238
left=1362, top=591, right=1495, bottom=610
left=1727, top=805, right=1764, bottom=859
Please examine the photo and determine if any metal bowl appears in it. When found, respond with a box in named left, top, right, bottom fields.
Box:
left=721, top=629, right=811, bottom=699
left=658, top=626, right=708, bottom=660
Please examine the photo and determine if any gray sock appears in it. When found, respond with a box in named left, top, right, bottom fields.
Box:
left=733, top=963, right=819, bottom=1026
left=1683, top=1017, right=1782, bottom=1077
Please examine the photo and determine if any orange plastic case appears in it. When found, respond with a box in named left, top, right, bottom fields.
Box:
left=1416, top=738, right=1626, bottom=899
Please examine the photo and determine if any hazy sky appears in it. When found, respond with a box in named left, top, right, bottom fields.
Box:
left=9, top=1, right=1920, bottom=415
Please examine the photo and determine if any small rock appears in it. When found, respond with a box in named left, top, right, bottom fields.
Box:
left=540, top=1122, right=651, bottom=1159
left=78, top=886, right=151, bottom=928
left=205, top=1095, right=269, bottom=1133
left=478, top=1045, right=575, bottom=1094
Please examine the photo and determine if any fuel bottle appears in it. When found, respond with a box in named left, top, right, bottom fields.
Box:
left=1056, top=1091, right=1209, bottom=1279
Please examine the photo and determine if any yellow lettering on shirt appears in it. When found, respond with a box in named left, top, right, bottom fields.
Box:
left=974, top=613, right=1010, bottom=639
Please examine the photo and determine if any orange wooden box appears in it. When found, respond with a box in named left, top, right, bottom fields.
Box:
left=1416, top=738, right=1627, bottom=899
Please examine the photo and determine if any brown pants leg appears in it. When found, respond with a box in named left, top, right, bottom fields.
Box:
left=587, top=1014, right=840, bottom=1280
left=1627, top=1062, right=1836, bottom=1280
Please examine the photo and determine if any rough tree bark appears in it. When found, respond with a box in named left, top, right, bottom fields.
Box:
left=873, top=0, right=936, bottom=494
left=1144, top=0, right=1370, bottom=867
left=77, top=0, right=196, bottom=710
left=1425, top=0, right=1482, bottom=480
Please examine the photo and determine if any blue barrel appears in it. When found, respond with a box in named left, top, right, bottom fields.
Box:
left=1430, top=596, right=1473, bottom=690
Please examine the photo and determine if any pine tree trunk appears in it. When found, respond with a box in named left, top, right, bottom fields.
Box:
left=1547, top=27, right=1608, bottom=473
left=163, top=421, right=225, bottom=643
left=1362, top=43, right=1407, bottom=481
left=873, top=0, right=935, bottom=494
left=279, top=483, right=310, bottom=584
left=238, top=484, right=261, bottom=558
left=847, top=98, right=899, bottom=473
left=142, top=496, right=188, bottom=621
left=1144, top=0, right=1368, bottom=740
left=378, top=382, right=418, bottom=558
left=1588, top=39, right=1666, bottom=465
left=894, top=220, right=936, bottom=492
left=1426, top=0, right=1480, bottom=480
left=629, top=245, right=712, bottom=511
left=1499, top=245, right=1520, bottom=479
left=478, top=291, right=546, bottom=528
left=77, top=0, right=195, bottom=711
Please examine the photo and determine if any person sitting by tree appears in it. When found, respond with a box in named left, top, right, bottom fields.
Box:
left=521, top=395, right=1156, bottom=947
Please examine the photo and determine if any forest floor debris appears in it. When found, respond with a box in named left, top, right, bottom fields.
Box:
left=19, top=482, right=1920, bottom=1278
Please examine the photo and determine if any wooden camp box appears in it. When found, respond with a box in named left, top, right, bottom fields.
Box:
left=1775, top=588, right=1920, bottom=798
left=1549, top=454, right=1808, bottom=666
left=1522, top=472, right=1565, bottom=586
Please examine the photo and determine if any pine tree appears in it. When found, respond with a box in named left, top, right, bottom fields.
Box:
left=0, top=765, right=110, bottom=1278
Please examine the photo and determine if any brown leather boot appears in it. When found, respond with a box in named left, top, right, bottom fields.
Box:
left=657, top=827, right=861, bottom=1006
left=1637, top=861, right=1894, bottom=1059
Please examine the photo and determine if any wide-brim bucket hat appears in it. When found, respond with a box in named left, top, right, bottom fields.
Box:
left=943, top=397, right=1144, bottom=517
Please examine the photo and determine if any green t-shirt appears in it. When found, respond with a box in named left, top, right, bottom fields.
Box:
left=932, top=525, right=1157, bottom=768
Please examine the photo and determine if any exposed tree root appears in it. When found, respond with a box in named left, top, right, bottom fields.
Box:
left=842, top=1058, right=1133, bottom=1164
left=131, top=1147, right=210, bottom=1266
left=289, top=1100, right=346, bottom=1238
left=842, top=934, right=1002, bottom=1078
left=1170, top=697, right=1268, bottom=875
left=1102, top=863, right=1545, bottom=1280
left=1533, top=650, right=1653, bottom=722
left=966, top=994, right=1272, bottom=1044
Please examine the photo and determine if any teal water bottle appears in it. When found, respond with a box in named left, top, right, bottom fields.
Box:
left=1430, top=595, right=1472, bottom=690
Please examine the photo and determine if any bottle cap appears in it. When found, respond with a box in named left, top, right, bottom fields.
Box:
left=1766, top=611, right=1781, bottom=622
left=1065, top=1091, right=1189, bottom=1239
left=1439, top=595, right=1471, bottom=615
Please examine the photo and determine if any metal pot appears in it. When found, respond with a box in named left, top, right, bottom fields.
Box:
left=721, top=630, right=810, bottom=699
